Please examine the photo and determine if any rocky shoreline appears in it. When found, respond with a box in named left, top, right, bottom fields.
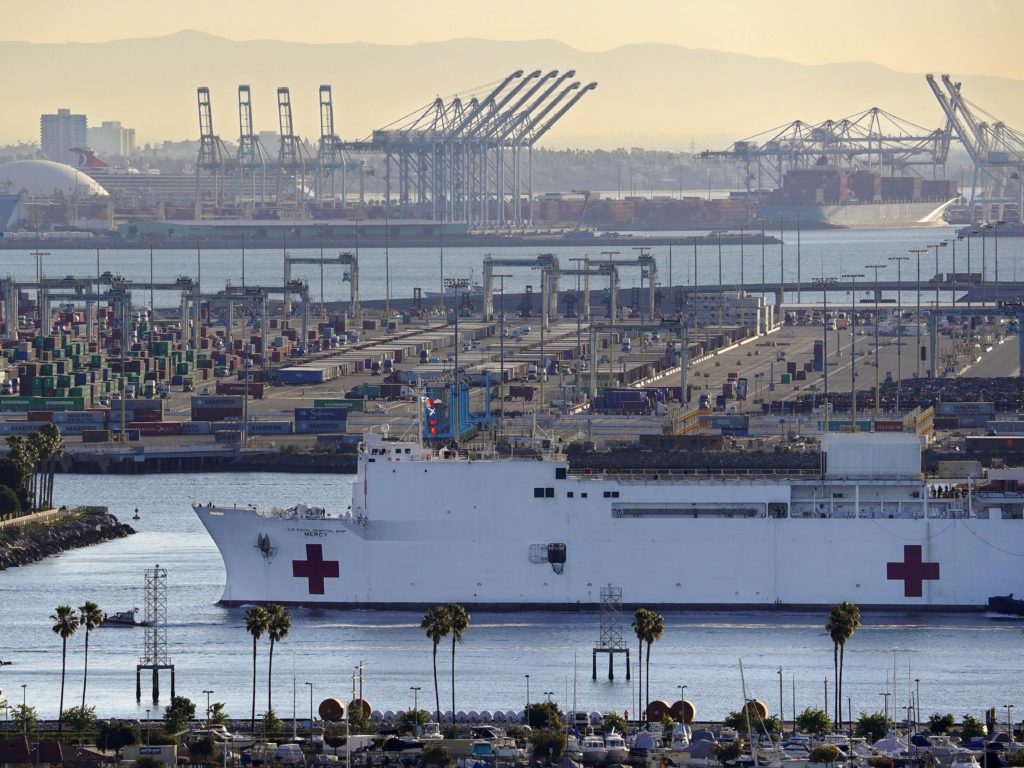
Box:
left=0, top=511, right=135, bottom=570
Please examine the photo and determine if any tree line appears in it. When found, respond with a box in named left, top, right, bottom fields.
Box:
left=0, top=425, right=64, bottom=517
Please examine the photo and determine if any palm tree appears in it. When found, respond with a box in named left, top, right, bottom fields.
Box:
left=265, top=604, right=292, bottom=712
left=643, top=611, right=666, bottom=719
left=244, top=606, right=270, bottom=731
left=50, top=604, right=80, bottom=730
left=445, top=604, right=470, bottom=726
left=79, top=601, right=103, bottom=708
left=421, top=606, right=450, bottom=723
left=631, top=608, right=651, bottom=721
left=4, top=436, right=35, bottom=513
left=825, top=602, right=861, bottom=729
left=37, top=423, right=63, bottom=509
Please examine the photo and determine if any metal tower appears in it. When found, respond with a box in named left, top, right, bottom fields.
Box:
left=195, top=87, right=232, bottom=213
left=276, top=87, right=311, bottom=206
left=236, top=85, right=270, bottom=207
left=316, top=84, right=348, bottom=203
left=136, top=564, right=175, bottom=703
left=592, top=584, right=630, bottom=681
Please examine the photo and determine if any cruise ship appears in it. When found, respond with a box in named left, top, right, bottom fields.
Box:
left=193, top=432, right=1023, bottom=610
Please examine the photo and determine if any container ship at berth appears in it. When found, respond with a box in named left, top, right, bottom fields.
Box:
left=193, top=432, right=1023, bottom=610
left=756, top=164, right=958, bottom=229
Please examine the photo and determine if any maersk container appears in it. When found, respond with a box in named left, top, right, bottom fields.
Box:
left=294, top=407, right=348, bottom=422
left=245, top=421, right=294, bottom=435
left=294, top=419, right=347, bottom=434
left=276, top=367, right=326, bottom=385
left=181, top=421, right=212, bottom=435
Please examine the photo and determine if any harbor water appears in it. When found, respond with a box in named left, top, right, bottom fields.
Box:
left=0, top=472, right=1021, bottom=722
left=4, top=226, right=1019, bottom=310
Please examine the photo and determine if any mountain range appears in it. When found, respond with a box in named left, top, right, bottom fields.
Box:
left=1, top=31, right=1022, bottom=151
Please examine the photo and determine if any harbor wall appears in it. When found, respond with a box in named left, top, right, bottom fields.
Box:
left=0, top=507, right=134, bottom=570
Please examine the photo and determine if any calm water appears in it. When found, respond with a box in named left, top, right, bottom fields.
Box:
left=0, top=472, right=1021, bottom=722
left=6, top=226, right=1021, bottom=310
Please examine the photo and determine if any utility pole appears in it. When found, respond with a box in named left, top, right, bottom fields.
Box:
left=494, top=274, right=512, bottom=436
left=842, top=273, right=864, bottom=430
left=812, top=277, right=837, bottom=430
left=864, top=264, right=887, bottom=414
left=888, top=255, right=909, bottom=413
left=908, top=248, right=928, bottom=378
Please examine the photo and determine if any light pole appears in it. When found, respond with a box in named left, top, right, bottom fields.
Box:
left=879, top=693, right=891, bottom=724
left=929, top=241, right=948, bottom=313
left=777, top=667, right=784, bottom=730
left=410, top=687, right=421, bottom=734
left=842, top=273, right=864, bottom=430
left=795, top=211, right=802, bottom=303
left=915, top=679, right=920, bottom=731
left=20, top=685, right=26, bottom=736
left=813, top=277, right=838, bottom=430
left=964, top=229, right=979, bottom=310
left=145, top=708, right=151, bottom=746
left=570, top=257, right=586, bottom=398
left=909, top=249, right=928, bottom=378
left=994, top=220, right=1005, bottom=308
left=438, top=225, right=445, bottom=314
left=545, top=691, right=554, bottom=704
left=888, top=255, right=909, bottom=413
left=305, top=681, right=314, bottom=734
left=319, top=224, right=326, bottom=319
left=195, top=237, right=203, bottom=294
left=495, top=274, right=512, bottom=435
left=203, top=689, right=213, bottom=725
left=524, top=674, right=530, bottom=721
left=240, top=232, right=247, bottom=289
left=865, top=264, right=886, bottom=414
left=1006, top=704, right=1015, bottom=741
left=678, top=684, right=687, bottom=704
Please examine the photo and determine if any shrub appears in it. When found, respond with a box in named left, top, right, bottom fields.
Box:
left=960, top=714, right=985, bottom=740
left=97, top=720, right=139, bottom=752
left=529, top=729, right=564, bottom=762
left=855, top=712, right=894, bottom=743
left=928, top=713, right=955, bottom=735
left=796, top=708, right=832, bottom=734
left=809, top=745, right=842, bottom=764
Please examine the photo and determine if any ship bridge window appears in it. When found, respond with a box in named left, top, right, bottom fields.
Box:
left=534, top=487, right=555, bottom=498
left=603, top=491, right=620, bottom=498
left=555, top=467, right=567, bottom=480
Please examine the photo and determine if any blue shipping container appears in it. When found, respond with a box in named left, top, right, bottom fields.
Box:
left=294, top=407, right=348, bottom=421
left=181, top=421, right=211, bottom=435
left=276, top=367, right=326, bottom=385
left=294, top=419, right=347, bottom=434
left=246, top=421, right=294, bottom=435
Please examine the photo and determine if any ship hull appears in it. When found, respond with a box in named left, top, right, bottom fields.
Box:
left=194, top=454, right=1024, bottom=611
left=758, top=199, right=955, bottom=229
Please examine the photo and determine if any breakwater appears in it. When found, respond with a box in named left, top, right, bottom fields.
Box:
left=0, top=507, right=135, bottom=569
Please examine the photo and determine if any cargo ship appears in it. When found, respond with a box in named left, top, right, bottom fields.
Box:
left=193, top=428, right=1024, bottom=610
left=756, top=164, right=958, bottom=229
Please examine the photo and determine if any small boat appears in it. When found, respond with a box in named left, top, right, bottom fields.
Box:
left=420, top=722, right=443, bottom=741
left=581, top=728, right=607, bottom=765
left=101, top=607, right=150, bottom=627
left=604, top=730, right=629, bottom=763
left=987, top=593, right=1024, bottom=617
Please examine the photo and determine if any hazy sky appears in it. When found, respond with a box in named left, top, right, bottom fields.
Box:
left=3, top=0, right=1022, bottom=80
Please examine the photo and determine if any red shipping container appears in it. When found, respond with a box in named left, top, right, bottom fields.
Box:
left=27, top=411, right=54, bottom=422
left=130, top=422, right=184, bottom=436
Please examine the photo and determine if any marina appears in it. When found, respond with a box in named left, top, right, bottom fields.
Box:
left=0, top=472, right=1021, bottom=722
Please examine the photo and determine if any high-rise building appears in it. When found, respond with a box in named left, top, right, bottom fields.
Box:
left=40, top=107, right=88, bottom=164
left=88, top=121, right=136, bottom=158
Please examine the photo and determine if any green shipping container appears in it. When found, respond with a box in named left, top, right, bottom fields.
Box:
left=313, top=398, right=365, bottom=412
left=780, top=373, right=792, bottom=384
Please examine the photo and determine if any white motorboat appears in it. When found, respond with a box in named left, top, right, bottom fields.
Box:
left=581, top=728, right=608, bottom=764
left=604, top=730, right=629, bottom=762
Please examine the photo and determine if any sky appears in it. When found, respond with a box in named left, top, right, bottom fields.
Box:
left=2, top=0, right=1022, bottom=80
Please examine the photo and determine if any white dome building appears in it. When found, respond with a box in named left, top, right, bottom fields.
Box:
left=0, top=159, right=108, bottom=198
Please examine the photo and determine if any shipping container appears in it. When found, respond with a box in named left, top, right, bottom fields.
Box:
left=130, top=422, right=184, bottom=437
left=294, top=407, right=348, bottom=422
left=191, top=395, right=244, bottom=409
left=245, top=421, right=294, bottom=435
left=276, top=367, right=327, bottom=385
left=216, top=381, right=265, bottom=399
left=215, top=430, right=243, bottom=444
left=181, top=421, right=212, bottom=435
left=82, top=429, right=111, bottom=443
left=294, top=419, right=348, bottom=434
left=313, top=398, right=365, bottom=412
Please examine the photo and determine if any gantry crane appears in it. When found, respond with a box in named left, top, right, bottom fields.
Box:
left=236, top=85, right=270, bottom=207
left=927, top=74, right=1024, bottom=223
left=195, top=87, right=232, bottom=213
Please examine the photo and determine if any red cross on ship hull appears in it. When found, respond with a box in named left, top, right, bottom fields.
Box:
left=292, top=543, right=340, bottom=595
left=887, top=544, right=940, bottom=598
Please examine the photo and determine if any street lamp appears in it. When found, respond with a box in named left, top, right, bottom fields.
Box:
left=842, top=273, right=864, bottom=430
left=812, top=277, right=838, bottom=430
left=879, top=693, right=891, bottom=723
left=929, top=241, right=948, bottom=313
left=777, top=667, right=784, bottom=729
left=305, top=682, right=314, bottom=735
left=888, top=255, right=910, bottom=412
left=202, top=689, right=213, bottom=725
left=20, top=685, right=26, bottom=735
left=524, top=674, right=530, bottom=721
left=678, top=684, right=687, bottom=704
left=908, top=249, right=929, bottom=378
left=865, top=264, right=887, bottom=414
left=915, top=679, right=920, bottom=731
left=410, top=687, right=421, bottom=734
left=494, top=273, right=512, bottom=435
left=319, top=224, right=326, bottom=320
left=545, top=691, right=555, bottom=704
left=145, top=708, right=151, bottom=746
